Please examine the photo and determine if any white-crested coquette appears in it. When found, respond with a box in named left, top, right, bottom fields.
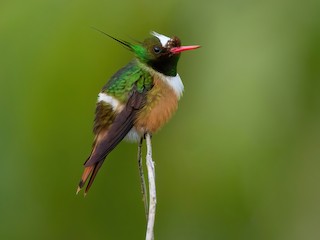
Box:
left=77, top=31, right=200, bottom=194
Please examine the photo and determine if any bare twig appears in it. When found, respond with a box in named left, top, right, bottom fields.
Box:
left=145, top=133, right=156, bottom=240
left=138, top=137, right=148, bottom=220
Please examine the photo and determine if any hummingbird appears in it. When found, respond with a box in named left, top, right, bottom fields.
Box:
left=77, top=31, right=200, bottom=195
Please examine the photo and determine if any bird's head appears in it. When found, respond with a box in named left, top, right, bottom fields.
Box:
left=93, top=28, right=200, bottom=76
left=131, top=31, right=200, bottom=76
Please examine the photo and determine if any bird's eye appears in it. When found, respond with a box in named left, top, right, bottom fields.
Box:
left=153, top=46, right=161, bottom=54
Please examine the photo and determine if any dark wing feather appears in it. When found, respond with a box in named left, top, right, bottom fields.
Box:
left=77, top=88, right=146, bottom=194
left=84, top=89, right=145, bottom=167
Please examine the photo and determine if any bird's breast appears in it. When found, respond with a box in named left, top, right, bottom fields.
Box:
left=135, top=75, right=179, bottom=133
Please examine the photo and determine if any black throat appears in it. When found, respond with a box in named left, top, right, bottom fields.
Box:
left=148, top=55, right=180, bottom=77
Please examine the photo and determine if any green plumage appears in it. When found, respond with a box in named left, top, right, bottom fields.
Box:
left=102, top=60, right=153, bottom=103
left=94, top=60, right=153, bottom=134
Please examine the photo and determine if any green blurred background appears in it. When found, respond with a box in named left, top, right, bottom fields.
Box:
left=1, top=0, right=320, bottom=239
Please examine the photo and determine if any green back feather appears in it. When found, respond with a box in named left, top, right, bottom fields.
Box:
left=102, top=60, right=153, bottom=102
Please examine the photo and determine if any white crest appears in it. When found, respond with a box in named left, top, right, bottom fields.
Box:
left=151, top=31, right=171, bottom=47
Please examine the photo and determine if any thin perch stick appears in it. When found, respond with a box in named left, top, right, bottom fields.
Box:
left=138, top=137, right=148, bottom=220
left=145, top=133, right=156, bottom=240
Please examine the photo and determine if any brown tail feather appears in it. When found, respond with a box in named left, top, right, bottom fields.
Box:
left=76, top=160, right=104, bottom=195
left=85, top=161, right=104, bottom=194
left=76, top=132, right=104, bottom=195
left=76, top=165, right=94, bottom=194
